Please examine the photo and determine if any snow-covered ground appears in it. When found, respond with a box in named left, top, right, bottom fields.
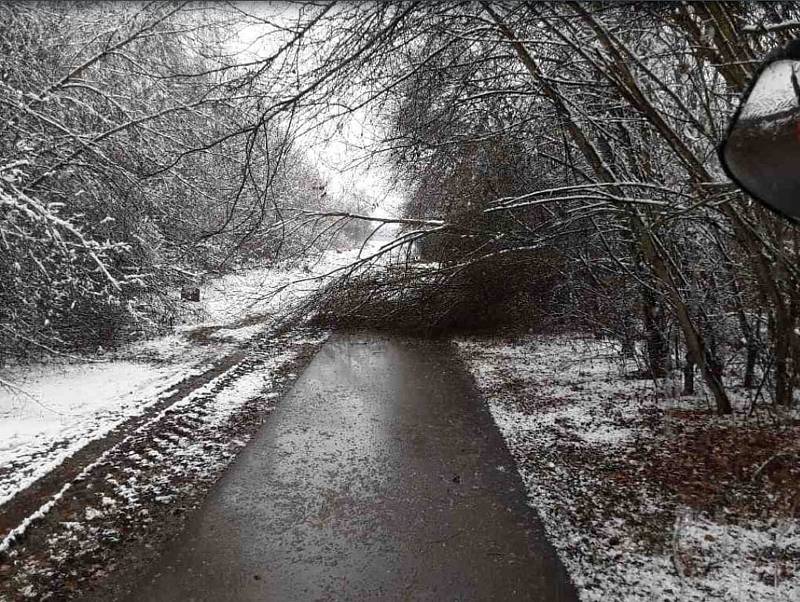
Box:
left=456, top=334, right=800, bottom=602
left=0, top=362, right=190, bottom=508
left=197, top=245, right=379, bottom=327
left=0, top=243, right=379, bottom=511
left=132, top=242, right=385, bottom=361
left=1, top=328, right=329, bottom=599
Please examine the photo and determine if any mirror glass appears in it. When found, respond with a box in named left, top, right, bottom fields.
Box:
left=721, top=59, right=800, bottom=219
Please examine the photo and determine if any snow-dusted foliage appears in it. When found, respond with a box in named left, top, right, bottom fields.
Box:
left=0, top=3, right=337, bottom=360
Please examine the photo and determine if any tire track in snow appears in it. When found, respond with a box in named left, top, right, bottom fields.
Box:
left=0, top=352, right=249, bottom=554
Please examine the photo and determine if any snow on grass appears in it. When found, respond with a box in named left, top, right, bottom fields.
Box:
left=456, top=333, right=800, bottom=602
left=126, top=244, right=385, bottom=364
left=0, top=361, right=190, bottom=507
left=206, top=323, right=268, bottom=343
left=194, top=243, right=386, bottom=329
left=0, top=332, right=319, bottom=555
left=460, top=335, right=646, bottom=449
left=0, top=355, right=243, bottom=554
left=2, top=330, right=327, bottom=598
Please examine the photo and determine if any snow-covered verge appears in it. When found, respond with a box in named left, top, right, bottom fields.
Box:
left=129, top=243, right=383, bottom=362
left=456, top=334, right=800, bottom=602
left=0, top=328, right=328, bottom=601
left=0, top=362, right=192, bottom=508
left=197, top=247, right=374, bottom=327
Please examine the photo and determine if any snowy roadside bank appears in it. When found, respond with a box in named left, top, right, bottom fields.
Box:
left=0, top=362, right=193, bottom=509
left=456, top=334, right=800, bottom=602
left=0, top=327, right=328, bottom=601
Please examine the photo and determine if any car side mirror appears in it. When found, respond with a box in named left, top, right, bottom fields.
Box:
left=719, top=41, right=800, bottom=221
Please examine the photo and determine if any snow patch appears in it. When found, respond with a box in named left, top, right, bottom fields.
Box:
left=457, top=334, right=800, bottom=601
left=0, top=362, right=189, bottom=506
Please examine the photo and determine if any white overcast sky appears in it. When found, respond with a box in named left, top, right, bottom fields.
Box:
left=231, top=2, right=406, bottom=218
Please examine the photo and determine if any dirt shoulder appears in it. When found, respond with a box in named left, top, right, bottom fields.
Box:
left=0, top=327, right=328, bottom=602
left=456, top=333, right=800, bottom=601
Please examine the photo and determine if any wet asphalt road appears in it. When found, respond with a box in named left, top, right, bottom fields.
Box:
left=130, top=333, right=578, bottom=601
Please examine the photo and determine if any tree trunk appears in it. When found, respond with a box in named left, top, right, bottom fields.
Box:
left=683, top=351, right=695, bottom=395
left=743, top=320, right=759, bottom=389
left=774, top=324, right=792, bottom=406
left=642, top=288, right=669, bottom=378
left=640, top=231, right=732, bottom=414
left=744, top=344, right=757, bottom=389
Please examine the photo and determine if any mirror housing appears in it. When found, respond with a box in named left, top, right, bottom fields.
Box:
left=719, top=40, right=800, bottom=221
